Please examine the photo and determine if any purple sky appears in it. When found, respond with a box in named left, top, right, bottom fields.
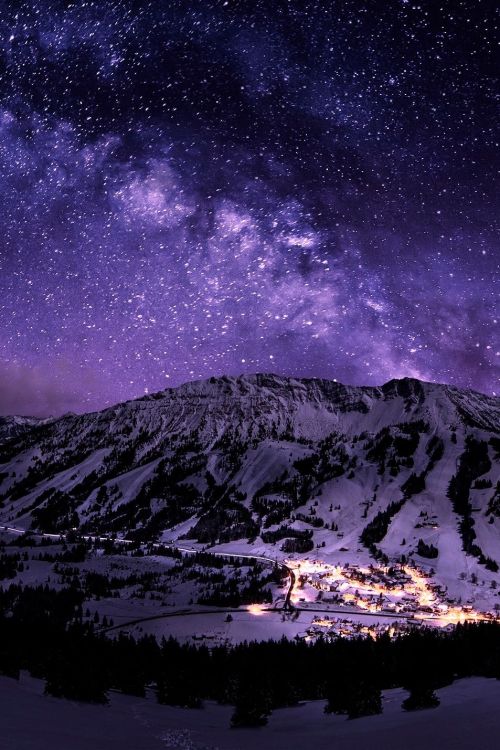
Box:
left=0, top=1, right=498, bottom=416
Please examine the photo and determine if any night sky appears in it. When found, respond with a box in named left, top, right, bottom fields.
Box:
left=0, top=0, right=498, bottom=416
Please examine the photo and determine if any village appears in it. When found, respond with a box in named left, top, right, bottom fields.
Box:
left=287, top=558, right=498, bottom=639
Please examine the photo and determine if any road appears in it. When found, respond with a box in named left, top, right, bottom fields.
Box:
left=0, top=525, right=451, bottom=633
left=100, top=601, right=420, bottom=636
left=0, top=524, right=297, bottom=612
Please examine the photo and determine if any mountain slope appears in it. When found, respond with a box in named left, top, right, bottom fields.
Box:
left=0, top=415, right=48, bottom=442
left=0, top=374, right=499, bottom=589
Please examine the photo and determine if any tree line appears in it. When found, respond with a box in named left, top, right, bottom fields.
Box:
left=2, top=581, right=500, bottom=726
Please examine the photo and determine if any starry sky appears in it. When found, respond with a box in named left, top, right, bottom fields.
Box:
left=0, top=0, right=498, bottom=416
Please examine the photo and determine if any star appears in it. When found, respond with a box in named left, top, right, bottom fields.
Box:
left=0, top=1, right=497, bottom=416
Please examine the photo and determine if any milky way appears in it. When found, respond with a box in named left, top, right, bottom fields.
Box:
left=0, top=0, right=498, bottom=415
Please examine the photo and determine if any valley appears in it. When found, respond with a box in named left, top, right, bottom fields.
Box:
left=1, top=374, right=499, bottom=645
left=0, top=520, right=496, bottom=647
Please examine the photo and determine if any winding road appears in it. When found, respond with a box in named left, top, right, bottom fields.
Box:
left=1, top=524, right=429, bottom=638
left=0, top=524, right=298, bottom=620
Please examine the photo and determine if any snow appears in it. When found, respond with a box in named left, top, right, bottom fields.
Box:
left=2, top=376, right=500, bottom=743
left=1, top=373, right=499, bottom=620
left=1, top=674, right=500, bottom=750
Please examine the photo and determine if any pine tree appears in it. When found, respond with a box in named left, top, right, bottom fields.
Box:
left=345, top=680, right=382, bottom=719
left=231, top=680, right=271, bottom=727
left=402, top=684, right=440, bottom=711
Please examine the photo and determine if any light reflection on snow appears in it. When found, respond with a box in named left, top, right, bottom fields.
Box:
left=285, top=558, right=494, bottom=634
left=247, top=603, right=265, bottom=616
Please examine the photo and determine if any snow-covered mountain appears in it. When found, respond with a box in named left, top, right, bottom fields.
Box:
left=0, top=415, right=48, bottom=442
left=1, top=374, right=499, bottom=583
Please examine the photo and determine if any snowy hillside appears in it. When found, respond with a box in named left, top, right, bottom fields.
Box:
left=0, top=415, right=47, bottom=442
left=3, top=673, right=500, bottom=750
left=1, top=374, right=499, bottom=595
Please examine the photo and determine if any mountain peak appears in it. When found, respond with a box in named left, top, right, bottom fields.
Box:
left=0, top=371, right=499, bottom=598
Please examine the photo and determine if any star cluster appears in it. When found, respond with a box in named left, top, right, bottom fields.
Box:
left=0, top=0, right=498, bottom=415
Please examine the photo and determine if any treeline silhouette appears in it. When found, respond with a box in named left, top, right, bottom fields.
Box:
left=2, top=582, right=500, bottom=726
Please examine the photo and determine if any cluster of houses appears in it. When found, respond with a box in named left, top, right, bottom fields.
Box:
left=301, top=615, right=409, bottom=641
left=292, top=559, right=492, bottom=627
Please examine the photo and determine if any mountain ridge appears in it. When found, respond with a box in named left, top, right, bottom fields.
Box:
left=0, top=373, right=499, bottom=602
left=1, top=372, right=496, bottom=424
